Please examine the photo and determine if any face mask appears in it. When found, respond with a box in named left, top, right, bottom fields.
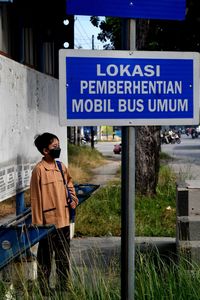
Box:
left=49, top=147, right=61, bottom=159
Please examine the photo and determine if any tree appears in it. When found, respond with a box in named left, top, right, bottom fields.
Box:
left=91, top=2, right=200, bottom=194
left=90, top=16, right=121, bottom=49
left=91, top=17, right=160, bottom=195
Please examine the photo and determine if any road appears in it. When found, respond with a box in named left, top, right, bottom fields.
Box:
left=93, top=141, right=121, bottom=186
left=96, top=135, right=200, bottom=162
left=162, top=134, right=200, bottom=181
left=162, top=134, right=200, bottom=161
left=95, top=141, right=121, bottom=159
left=95, top=135, right=200, bottom=181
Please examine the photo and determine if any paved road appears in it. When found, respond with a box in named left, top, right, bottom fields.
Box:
left=162, top=134, right=200, bottom=161
left=95, top=141, right=121, bottom=158
left=95, top=136, right=200, bottom=181
left=162, top=134, right=200, bottom=180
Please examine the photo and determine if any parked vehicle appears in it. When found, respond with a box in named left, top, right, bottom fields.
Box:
left=113, top=143, right=122, bottom=154
left=171, top=133, right=181, bottom=144
left=81, top=135, right=98, bottom=144
left=191, top=128, right=198, bottom=139
left=160, top=131, right=181, bottom=144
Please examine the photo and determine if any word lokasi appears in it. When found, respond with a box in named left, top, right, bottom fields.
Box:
left=96, top=64, right=160, bottom=77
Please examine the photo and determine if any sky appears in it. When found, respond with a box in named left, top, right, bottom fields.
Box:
left=74, top=16, right=105, bottom=49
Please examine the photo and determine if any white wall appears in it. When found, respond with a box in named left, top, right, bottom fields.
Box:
left=0, top=54, right=67, bottom=201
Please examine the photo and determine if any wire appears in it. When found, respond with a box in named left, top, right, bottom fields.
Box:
left=75, top=17, right=95, bottom=49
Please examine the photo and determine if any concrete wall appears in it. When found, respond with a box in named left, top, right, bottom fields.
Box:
left=0, top=54, right=67, bottom=201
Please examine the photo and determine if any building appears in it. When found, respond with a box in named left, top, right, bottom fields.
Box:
left=0, top=0, right=74, bottom=201
left=0, top=0, right=74, bottom=77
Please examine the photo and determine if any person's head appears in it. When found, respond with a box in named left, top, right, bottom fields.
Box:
left=34, top=132, right=61, bottom=159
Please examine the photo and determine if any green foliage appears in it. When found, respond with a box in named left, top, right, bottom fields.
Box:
left=75, top=185, right=121, bottom=237
left=76, top=165, right=176, bottom=237
left=68, top=143, right=103, bottom=161
left=159, top=151, right=172, bottom=160
left=90, top=16, right=121, bottom=49
left=135, top=252, right=200, bottom=299
left=136, top=165, right=176, bottom=237
left=2, top=250, right=200, bottom=299
left=68, top=256, right=120, bottom=300
left=68, top=143, right=104, bottom=169
left=91, top=2, right=200, bottom=53
left=145, top=1, right=200, bottom=52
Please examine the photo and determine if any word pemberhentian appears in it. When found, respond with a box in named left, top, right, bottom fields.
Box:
left=71, top=98, right=189, bottom=113
left=80, top=80, right=182, bottom=95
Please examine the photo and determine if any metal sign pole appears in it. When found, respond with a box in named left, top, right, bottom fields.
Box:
left=121, top=19, right=136, bottom=300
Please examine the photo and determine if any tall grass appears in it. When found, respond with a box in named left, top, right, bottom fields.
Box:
left=75, top=184, right=121, bottom=236
left=68, top=144, right=105, bottom=183
left=0, top=147, right=183, bottom=298
left=0, top=253, right=121, bottom=299
left=76, top=165, right=176, bottom=237
left=136, top=165, right=176, bottom=237
left=2, top=251, right=200, bottom=299
left=68, top=253, right=120, bottom=300
left=135, top=251, right=200, bottom=300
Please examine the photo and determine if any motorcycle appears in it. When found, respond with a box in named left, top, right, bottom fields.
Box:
left=171, top=133, right=181, bottom=144
left=81, top=135, right=98, bottom=145
left=161, top=133, right=181, bottom=144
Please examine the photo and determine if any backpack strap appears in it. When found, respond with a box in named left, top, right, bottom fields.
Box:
left=56, top=160, right=75, bottom=222
left=56, top=160, right=66, bottom=185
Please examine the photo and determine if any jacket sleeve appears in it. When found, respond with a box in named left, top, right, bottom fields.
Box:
left=30, top=166, right=44, bottom=225
left=62, top=163, right=79, bottom=206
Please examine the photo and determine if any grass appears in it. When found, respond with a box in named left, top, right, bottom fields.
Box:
left=135, top=251, right=200, bottom=300
left=68, top=143, right=105, bottom=183
left=69, top=145, right=177, bottom=237
left=75, top=164, right=176, bottom=237
left=136, top=165, right=176, bottom=237
left=0, top=146, right=198, bottom=299
left=2, top=250, right=200, bottom=299
left=68, top=253, right=120, bottom=300
left=75, top=184, right=121, bottom=237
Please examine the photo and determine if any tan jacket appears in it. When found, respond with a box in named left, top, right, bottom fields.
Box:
left=30, top=158, right=78, bottom=228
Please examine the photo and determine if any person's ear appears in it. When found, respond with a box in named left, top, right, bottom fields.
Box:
left=43, top=148, right=49, bottom=155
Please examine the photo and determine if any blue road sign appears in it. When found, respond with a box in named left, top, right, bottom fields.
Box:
left=59, top=50, right=199, bottom=126
left=67, top=0, right=186, bottom=21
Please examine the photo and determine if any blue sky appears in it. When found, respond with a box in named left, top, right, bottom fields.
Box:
left=74, top=16, right=105, bottom=49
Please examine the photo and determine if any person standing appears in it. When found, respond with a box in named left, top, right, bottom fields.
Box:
left=30, top=132, right=78, bottom=295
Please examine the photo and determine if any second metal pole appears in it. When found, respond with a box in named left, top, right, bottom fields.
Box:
left=121, top=19, right=136, bottom=300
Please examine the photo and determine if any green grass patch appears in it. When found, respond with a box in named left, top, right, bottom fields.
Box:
left=75, top=184, right=121, bottom=237
left=68, top=143, right=104, bottom=170
left=135, top=252, right=200, bottom=300
left=75, top=165, right=176, bottom=237
left=160, top=151, right=172, bottom=160
left=2, top=251, right=200, bottom=299
left=136, top=165, right=176, bottom=237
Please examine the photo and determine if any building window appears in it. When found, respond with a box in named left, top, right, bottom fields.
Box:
left=22, top=27, right=34, bottom=66
left=43, top=41, right=54, bottom=75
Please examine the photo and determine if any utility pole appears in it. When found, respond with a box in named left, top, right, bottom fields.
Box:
left=92, top=34, right=94, bottom=50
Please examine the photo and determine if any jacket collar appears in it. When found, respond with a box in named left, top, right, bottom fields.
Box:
left=41, top=158, right=60, bottom=171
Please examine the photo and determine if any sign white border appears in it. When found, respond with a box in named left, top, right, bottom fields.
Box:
left=59, top=50, right=200, bottom=126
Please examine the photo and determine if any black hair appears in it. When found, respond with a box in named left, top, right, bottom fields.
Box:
left=34, top=132, right=59, bottom=154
